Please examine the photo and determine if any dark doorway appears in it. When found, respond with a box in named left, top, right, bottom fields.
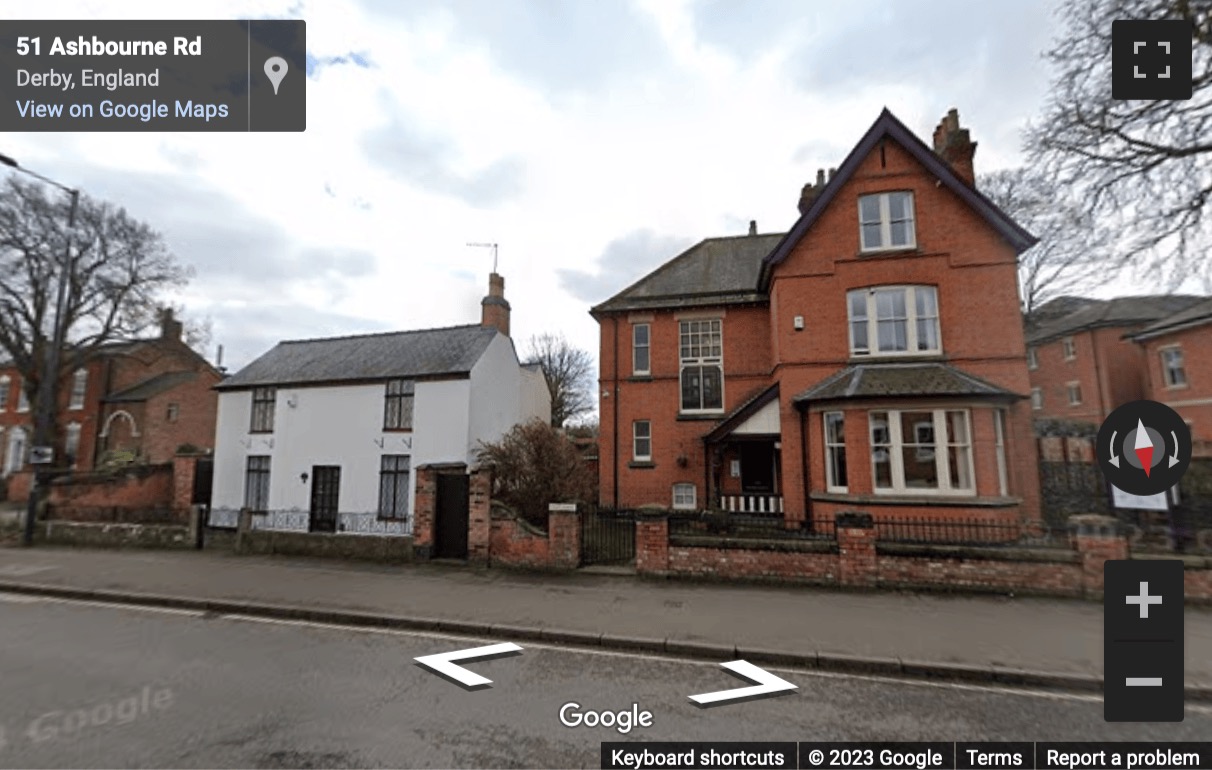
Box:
left=192, top=457, right=214, bottom=506
left=740, top=443, right=776, bottom=493
left=309, top=465, right=341, bottom=533
left=434, top=473, right=470, bottom=559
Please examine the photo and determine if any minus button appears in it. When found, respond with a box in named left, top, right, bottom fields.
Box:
left=1126, top=677, right=1163, bottom=686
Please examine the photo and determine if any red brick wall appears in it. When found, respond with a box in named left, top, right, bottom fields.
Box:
left=413, top=467, right=436, bottom=549
left=1140, top=326, right=1212, bottom=442
left=47, top=464, right=177, bottom=521
left=489, top=505, right=581, bottom=570
left=468, top=469, right=491, bottom=564
left=1028, top=326, right=1152, bottom=426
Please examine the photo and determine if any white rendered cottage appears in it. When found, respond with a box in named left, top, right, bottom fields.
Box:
left=208, top=273, right=550, bottom=534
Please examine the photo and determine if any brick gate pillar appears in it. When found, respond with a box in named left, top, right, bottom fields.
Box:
left=172, top=453, right=198, bottom=521
left=413, top=467, right=437, bottom=559
left=1071, top=514, right=1127, bottom=598
left=547, top=503, right=581, bottom=570
left=467, top=469, right=492, bottom=564
left=837, top=511, right=876, bottom=587
left=635, top=512, right=669, bottom=575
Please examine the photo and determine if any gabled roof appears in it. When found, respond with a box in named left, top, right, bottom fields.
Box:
left=758, top=108, right=1038, bottom=289
left=591, top=233, right=783, bottom=314
left=215, top=324, right=499, bottom=391
left=704, top=383, right=780, bottom=443
left=104, top=371, right=197, bottom=403
left=1024, top=295, right=1206, bottom=345
left=1128, top=296, right=1212, bottom=341
left=792, top=362, right=1019, bottom=404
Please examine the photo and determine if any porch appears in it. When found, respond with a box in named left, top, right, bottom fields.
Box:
left=704, top=384, right=785, bottom=516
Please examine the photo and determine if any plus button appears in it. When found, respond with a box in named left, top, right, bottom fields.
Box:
left=1126, top=581, right=1163, bottom=619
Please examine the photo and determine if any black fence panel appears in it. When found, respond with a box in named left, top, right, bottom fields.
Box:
left=581, top=508, right=636, bottom=566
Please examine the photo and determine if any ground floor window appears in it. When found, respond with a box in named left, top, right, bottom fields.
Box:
left=378, top=455, right=411, bottom=519
left=4, top=427, right=26, bottom=476
left=994, top=409, right=1008, bottom=496
left=244, top=455, right=271, bottom=512
left=824, top=411, right=847, bottom=492
left=672, top=482, right=696, bottom=510
left=869, top=409, right=974, bottom=495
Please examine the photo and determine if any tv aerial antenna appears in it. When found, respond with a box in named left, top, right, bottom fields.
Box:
left=467, top=242, right=499, bottom=272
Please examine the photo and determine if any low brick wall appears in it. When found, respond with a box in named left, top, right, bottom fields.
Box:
left=6, top=471, right=33, bottom=503
left=236, top=528, right=414, bottom=564
left=489, top=502, right=581, bottom=570
left=35, top=520, right=194, bottom=550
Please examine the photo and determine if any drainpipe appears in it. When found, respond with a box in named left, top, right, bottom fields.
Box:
left=800, top=405, right=810, bottom=528
left=1090, top=331, right=1108, bottom=421
left=612, top=315, right=620, bottom=509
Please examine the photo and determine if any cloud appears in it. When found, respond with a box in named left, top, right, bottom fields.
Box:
left=211, top=303, right=394, bottom=371
left=558, top=229, right=697, bottom=304
left=306, top=50, right=374, bottom=77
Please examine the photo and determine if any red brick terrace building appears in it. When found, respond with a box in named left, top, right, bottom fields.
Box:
left=1128, top=297, right=1212, bottom=447
left=592, top=108, right=1044, bottom=527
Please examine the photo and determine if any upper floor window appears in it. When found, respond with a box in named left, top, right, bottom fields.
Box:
left=1161, top=347, right=1187, bottom=388
left=166, top=403, right=180, bottom=423
left=1031, top=387, right=1043, bottom=410
left=633, top=420, right=651, bottom=462
left=632, top=324, right=650, bottom=376
left=1062, top=336, right=1076, bottom=361
left=1067, top=382, right=1083, bottom=406
left=859, top=192, right=916, bottom=251
left=16, top=378, right=29, bottom=412
left=847, top=286, right=940, bottom=356
left=69, top=368, right=88, bottom=410
left=250, top=387, right=275, bottom=433
left=0, top=376, right=9, bottom=412
left=1026, top=347, right=1038, bottom=370
left=384, top=379, right=414, bottom=430
left=679, top=319, right=723, bottom=412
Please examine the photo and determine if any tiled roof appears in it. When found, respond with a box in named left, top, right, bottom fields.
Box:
left=792, top=363, right=1018, bottom=403
left=1128, top=296, right=1212, bottom=340
left=215, top=325, right=498, bottom=390
left=591, top=233, right=784, bottom=314
left=104, top=371, right=197, bottom=403
left=1024, top=295, right=1206, bottom=345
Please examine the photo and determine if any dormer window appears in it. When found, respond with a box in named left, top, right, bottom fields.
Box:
left=859, top=192, right=916, bottom=251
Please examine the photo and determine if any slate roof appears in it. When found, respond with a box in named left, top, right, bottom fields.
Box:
left=104, top=371, right=197, bottom=403
left=792, top=363, right=1018, bottom=404
left=215, top=324, right=499, bottom=390
left=1024, top=295, right=1206, bottom=345
left=591, top=233, right=784, bottom=314
left=758, top=108, right=1038, bottom=289
left=1128, top=296, right=1212, bottom=341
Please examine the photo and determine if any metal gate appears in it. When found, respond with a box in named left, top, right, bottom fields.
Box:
left=192, top=457, right=213, bottom=506
left=580, top=508, right=636, bottom=566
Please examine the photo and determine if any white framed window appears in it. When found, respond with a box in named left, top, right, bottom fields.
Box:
left=847, top=286, right=940, bottom=356
left=0, top=375, right=9, bottom=412
left=4, top=427, right=26, bottom=475
left=679, top=319, right=723, bottom=412
left=383, top=379, right=414, bottom=430
left=69, top=368, right=88, bottom=410
left=869, top=409, right=975, bottom=495
left=166, top=403, right=180, bottom=423
left=632, top=323, right=650, bottom=376
left=672, top=483, right=696, bottom=510
left=1062, top=336, right=1076, bottom=361
left=1067, top=381, right=1082, bottom=406
left=16, top=378, right=29, bottom=413
left=1026, top=347, right=1038, bottom=370
left=378, top=455, right=411, bottom=520
left=1031, top=387, right=1043, bottom=411
left=243, top=455, right=271, bottom=512
left=250, top=387, right=275, bottom=433
left=859, top=191, right=916, bottom=251
left=1161, top=347, right=1187, bottom=388
left=823, top=411, right=848, bottom=492
left=64, top=421, right=81, bottom=465
left=632, top=420, right=651, bottom=462
left=993, top=409, right=1008, bottom=497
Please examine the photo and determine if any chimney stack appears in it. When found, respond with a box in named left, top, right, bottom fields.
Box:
left=480, top=272, right=511, bottom=337
left=748, top=220, right=757, bottom=236
left=932, top=108, right=977, bottom=186
left=798, top=168, right=829, bottom=215
left=159, top=307, right=183, bottom=342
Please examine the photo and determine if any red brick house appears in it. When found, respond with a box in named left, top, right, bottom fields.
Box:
left=1024, top=295, right=1203, bottom=425
left=0, top=310, right=220, bottom=496
left=592, top=108, right=1044, bottom=527
left=1128, top=297, right=1212, bottom=449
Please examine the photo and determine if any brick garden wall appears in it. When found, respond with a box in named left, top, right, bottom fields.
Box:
left=489, top=502, right=581, bottom=570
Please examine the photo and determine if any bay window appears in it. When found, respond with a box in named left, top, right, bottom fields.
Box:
left=869, top=409, right=974, bottom=495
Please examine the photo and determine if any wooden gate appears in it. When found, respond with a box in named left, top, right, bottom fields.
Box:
left=434, top=473, right=470, bottom=559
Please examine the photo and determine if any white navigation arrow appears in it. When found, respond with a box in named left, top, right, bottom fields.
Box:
left=1109, top=430, right=1120, bottom=468
left=414, top=642, right=523, bottom=690
left=687, top=660, right=798, bottom=708
left=1169, top=431, right=1182, bottom=468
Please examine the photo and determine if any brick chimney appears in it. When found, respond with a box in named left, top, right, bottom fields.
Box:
left=480, top=272, right=511, bottom=337
left=159, top=307, right=183, bottom=341
left=748, top=220, right=757, bottom=236
left=798, top=168, right=828, bottom=215
left=932, top=108, right=977, bottom=186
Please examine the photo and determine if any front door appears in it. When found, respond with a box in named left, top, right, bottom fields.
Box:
left=434, top=473, right=470, bottom=559
left=309, top=466, right=341, bottom=533
left=740, top=443, right=775, bottom=493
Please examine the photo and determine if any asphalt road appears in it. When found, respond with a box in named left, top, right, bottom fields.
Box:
left=0, top=593, right=1209, bottom=770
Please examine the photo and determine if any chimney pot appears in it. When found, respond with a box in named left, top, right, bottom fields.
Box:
left=828, top=167, right=836, bottom=182
left=932, top=108, right=977, bottom=186
left=816, top=168, right=826, bottom=186
left=748, top=220, right=757, bottom=236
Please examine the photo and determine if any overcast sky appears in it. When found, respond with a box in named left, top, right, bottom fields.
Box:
left=7, top=0, right=1069, bottom=374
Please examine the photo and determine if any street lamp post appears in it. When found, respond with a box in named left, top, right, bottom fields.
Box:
left=0, top=153, right=79, bottom=547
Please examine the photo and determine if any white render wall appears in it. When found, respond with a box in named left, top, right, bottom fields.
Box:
left=468, top=335, right=552, bottom=461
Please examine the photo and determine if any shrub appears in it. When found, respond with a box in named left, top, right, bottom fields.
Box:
left=476, top=419, right=597, bottom=526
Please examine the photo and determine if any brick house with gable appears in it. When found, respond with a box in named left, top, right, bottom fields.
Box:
left=592, top=108, right=1044, bottom=527
left=1127, top=297, right=1212, bottom=448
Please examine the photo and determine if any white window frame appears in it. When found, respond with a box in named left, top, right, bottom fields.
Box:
left=1160, top=346, right=1187, bottom=389
left=993, top=409, right=1008, bottom=497
left=823, top=411, right=848, bottom=493
left=1062, top=336, right=1076, bottom=361
left=1026, top=347, right=1038, bottom=370
left=1066, top=381, right=1082, bottom=406
left=868, top=408, right=976, bottom=496
left=243, top=455, right=271, bottom=512
left=1031, top=387, right=1043, bottom=411
left=632, top=323, right=651, bottom=376
left=858, top=191, right=916, bottom=252
left=678, top=319, right=724, bottom=414
left=0, top=375, right=9, bottom=412
left=632, top=420, right=651, bottom=462
left=4, top=427, right=26, bottom=475
left=69, top=368, right=88, bottom=410
left=64, top=421, right=81, bottom=466
left=847, top=285, right=941, bottom=357
left=672, top=483, right=696, bottom=511
left=16, top=378, right=29, bottom=413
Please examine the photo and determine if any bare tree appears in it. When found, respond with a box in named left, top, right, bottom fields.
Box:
left=0, top=177, right=190, bottom=450
left=980, top=167, right=1108, bottom=317
left=524, top=332, right=594, bottom=428
left=1026, top=0, right=1211, bottom=286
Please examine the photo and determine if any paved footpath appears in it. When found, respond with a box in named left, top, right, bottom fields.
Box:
left=0, top=546, right=1210, bottom=689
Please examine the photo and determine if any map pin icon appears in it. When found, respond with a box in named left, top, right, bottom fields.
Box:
left=264, top=56, right=288, bottom=95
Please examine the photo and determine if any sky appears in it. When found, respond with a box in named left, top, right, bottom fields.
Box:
left=5, top=0, right=1071, bottom=376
